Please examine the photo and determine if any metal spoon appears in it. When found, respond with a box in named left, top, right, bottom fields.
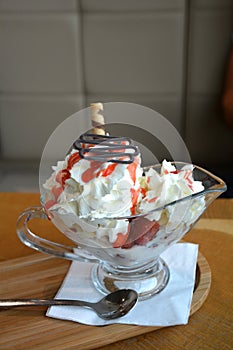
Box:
left=0, top=289, right=138, bottom=320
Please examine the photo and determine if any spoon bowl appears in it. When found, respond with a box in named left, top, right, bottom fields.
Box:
left=0, top=289, right=138, bottom=320
left=92, top=288, right=138, bottom=319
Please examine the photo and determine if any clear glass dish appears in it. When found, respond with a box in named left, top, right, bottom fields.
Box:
left=17, top=162, right=226, bottom=300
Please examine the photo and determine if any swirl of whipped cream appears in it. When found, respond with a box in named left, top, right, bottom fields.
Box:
left=43, top=149, right=143, bottom=219
left=43, top=153, right=205, bottom=247
left=138, top=160, right=205, bottom=226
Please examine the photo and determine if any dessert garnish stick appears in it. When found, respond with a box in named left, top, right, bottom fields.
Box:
left=91, top=102, right=105, bottom=135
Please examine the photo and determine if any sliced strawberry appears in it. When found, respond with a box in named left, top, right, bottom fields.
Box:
left=112, top=217, right=160, bottom=249
left=135, top=221, right=160, bottom=245
left=67, top=152, right=81, bottom=170
left=112, top=231, right=129, bottom=248
left=121, top=239, right=134, bottom=249
left=130, top=217, right=155, bottom=239
left=121, top=218, right=153, bottom=247
left=56, top=169, right=70, bottom=187
left=122, top=218, right=159, bottom=248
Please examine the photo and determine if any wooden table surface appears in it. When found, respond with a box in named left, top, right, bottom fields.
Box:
left=0, top=193, right=233, bottom=350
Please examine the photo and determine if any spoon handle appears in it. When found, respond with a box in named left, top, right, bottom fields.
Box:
left=0, top=299, right=89, bottom=308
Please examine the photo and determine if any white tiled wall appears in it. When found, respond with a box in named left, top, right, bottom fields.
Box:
left=0, top=95, right=84, bottom=158
left=81, top=0, right=185, bottom=12
left=0, top=0, right=77, bottom=12
left=0, top=14, right=82, bottom=93
left=86, top=94, right=183, bottom=131
left=0, top=0, right=232, bottom=192
left=83, top=13, right=185, bottom=94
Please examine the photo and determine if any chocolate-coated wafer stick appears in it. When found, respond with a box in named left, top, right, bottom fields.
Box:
left=90, top=102, right=105, bottom=135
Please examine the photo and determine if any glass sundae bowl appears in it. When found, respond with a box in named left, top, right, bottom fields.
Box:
left=16, top=161, right=226, bottom=300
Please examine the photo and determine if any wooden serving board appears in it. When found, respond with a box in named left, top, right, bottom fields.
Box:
left=0, top=252, right=211, bottom=350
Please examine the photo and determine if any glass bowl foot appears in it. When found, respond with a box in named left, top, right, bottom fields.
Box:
left=91, top=258, right=170, bottom=301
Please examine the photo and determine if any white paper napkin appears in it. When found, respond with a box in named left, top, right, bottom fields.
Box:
left=47, top=243, right=198, bottom=326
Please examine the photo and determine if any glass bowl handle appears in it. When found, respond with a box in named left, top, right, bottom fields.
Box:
left=16, top=206, right=99, bottom=263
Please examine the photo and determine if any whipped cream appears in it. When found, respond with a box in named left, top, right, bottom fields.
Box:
left=43, top=149, right=205, bottom=250
left=43, top=149, right=143, bottom=219
left=139, top=160, right=204, bottom=220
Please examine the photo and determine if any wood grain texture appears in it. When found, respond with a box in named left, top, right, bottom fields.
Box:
left=0, top=251, right=210, bottom=350
left=0, top=194, right=233, bottom=349
left=190, top=252, right=211, bottom=315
